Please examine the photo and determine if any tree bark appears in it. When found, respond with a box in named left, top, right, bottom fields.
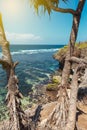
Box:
left=70, top=56, right=87, bottom=65
left=62, top=1, right=86, bottom=129
left=61, top=0, right=86, bottom=86
left=65, top=63, right=86, bottom=130
left=44, top=1, right=86, bottom=130
left=45, top=0, right=76, bottom=15
left=65, top=66, right=79, bottom=130
left=44, top=85, right=69, bottom=130
left=0, top=13, right=27, bottom=130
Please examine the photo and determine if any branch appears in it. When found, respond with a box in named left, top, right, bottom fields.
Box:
left=13, top=61, right=19, bottom=68
left=45, top=0, right=76, bottom=15
left=70, top=57, right=87, bottom=65
left=0, top=59, right=10, bottom=66
left=76, top=0, right=86, bottom=14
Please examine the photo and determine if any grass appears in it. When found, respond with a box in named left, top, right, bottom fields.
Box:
left=46, top=83, right=58, bottom=91
left=76, top=42, right=87, bottom=49
left=46, top=76, right=61, bottom=91
left=54, top=42, right=87, bottom=60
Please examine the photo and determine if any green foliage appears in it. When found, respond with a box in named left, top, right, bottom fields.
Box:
left=52, top=78, right=59, bottom=83
left=52, top=75, right=61, bottom=83
left=46, top=75, right=61, bottom=91
left=30, top=0, right=68, bottom=15
left=75, top=42, right=87, bottom=49
left=57, top=42, right=87, bottom=56
left=54, top=42, right=87, bottom=62
left=46, top=83, right=58, bottom=91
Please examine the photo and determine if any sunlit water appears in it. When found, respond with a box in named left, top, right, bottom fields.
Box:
left=0, top=44, right=64, bottom=119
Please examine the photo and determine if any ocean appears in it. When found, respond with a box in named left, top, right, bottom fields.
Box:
left=0, top=44, right=64, bottom=119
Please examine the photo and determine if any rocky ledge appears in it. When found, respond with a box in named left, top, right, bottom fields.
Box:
left=0, top=42, right=87, bottom=130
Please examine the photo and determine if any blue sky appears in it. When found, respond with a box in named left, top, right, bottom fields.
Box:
left=0, top=0, right=87, bottom=45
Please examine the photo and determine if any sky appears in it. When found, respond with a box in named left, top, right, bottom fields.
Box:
left=0, top=0, right=87, bottom=45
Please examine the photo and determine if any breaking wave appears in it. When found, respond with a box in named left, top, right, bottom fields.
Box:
left=11, top=48, right=59, bottom=55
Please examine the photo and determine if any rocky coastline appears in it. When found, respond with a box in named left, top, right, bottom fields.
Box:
left=0, top=42, right=87, bottom=130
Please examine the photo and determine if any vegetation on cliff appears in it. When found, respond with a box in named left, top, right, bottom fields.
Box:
left=46, top=75, right=61, bottom=91
left=0, top=0, right=87, bottom=130
left=54, top=42, right=87, bottom=70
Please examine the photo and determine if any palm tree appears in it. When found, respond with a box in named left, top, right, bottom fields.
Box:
left=31, top=0, right=86, bottom=92
left=30, top=0, right=86, bottom=130
left=0, top=13, right=27, bottom=130
left=0, top=0, right=86, bottom=129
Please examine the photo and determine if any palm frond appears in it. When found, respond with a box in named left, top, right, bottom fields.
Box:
left=30, top=0, right=68, bottom=15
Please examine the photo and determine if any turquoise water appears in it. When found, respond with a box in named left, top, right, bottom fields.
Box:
left=0, top=44, right=64, bottom=95
left=0, top=44, right=64, bottom=119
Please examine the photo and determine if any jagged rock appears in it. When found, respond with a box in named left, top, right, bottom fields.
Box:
left=39, top=102, right=57, bottom=127
left=53, top=43, right=87, bottom=71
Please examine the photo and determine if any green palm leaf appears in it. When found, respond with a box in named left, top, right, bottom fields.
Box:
left=30, top=0, right=68, bottom=15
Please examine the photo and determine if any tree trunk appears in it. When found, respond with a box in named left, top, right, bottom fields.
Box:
left=0, top=13, right=27, bottom=130
left=43, top=1, right=86, bottom=130
left=62, top=14, right=81, bottom=86
left=65, top=66, right=79, bottom=130
left=62, top=1, right=86, bottom=130
left=65, top=63, right=86, bottom=130
left=45, top=85, right=69, bottom=130
left=61, top=0, right=86, bottom=86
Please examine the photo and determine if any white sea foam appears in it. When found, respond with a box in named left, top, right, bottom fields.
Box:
left=11, top=48, right=59, bottom=55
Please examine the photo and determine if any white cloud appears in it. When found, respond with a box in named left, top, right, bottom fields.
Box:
left=5, top=31, right=42, bottom=43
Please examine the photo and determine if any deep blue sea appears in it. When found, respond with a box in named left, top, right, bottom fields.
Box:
left=0, top=44, right=64, bottom=103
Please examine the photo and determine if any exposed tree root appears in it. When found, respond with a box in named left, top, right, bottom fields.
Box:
left=41, top=85, right=69, bottom=130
